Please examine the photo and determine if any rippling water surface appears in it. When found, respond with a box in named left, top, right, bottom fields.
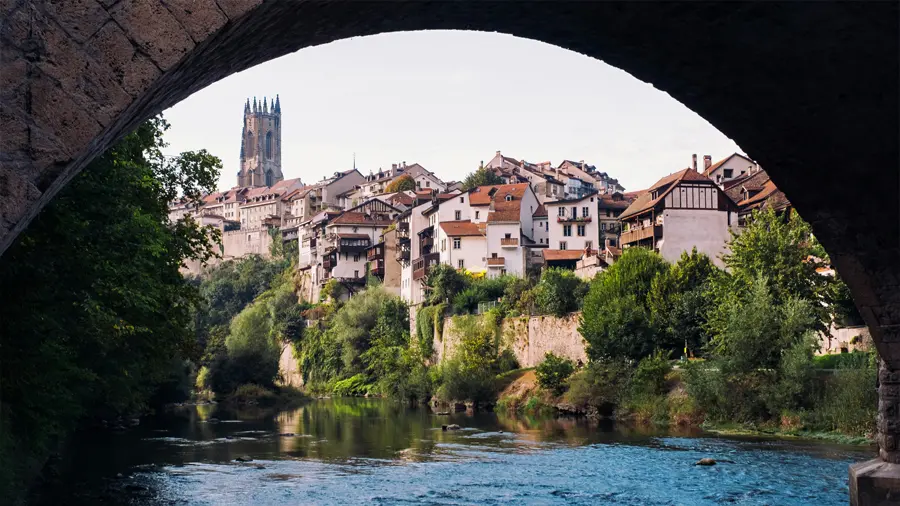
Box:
left=41, top=398, right=872, bottom=505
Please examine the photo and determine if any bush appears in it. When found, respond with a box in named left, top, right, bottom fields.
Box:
left=630, top=351, right=671, bottom=397
left=813, top=351, right=875, bottom=370
left=229, top=384, right=277, bottom=406
left=564, top=359, right=632, bottom=415
left=808, top=362, right=877, bottom=436
left=496, top=348, right=521, bottom=375
left=535, top=353, right=576, bottom=395
left=206, top=351, right=279, bottom=396
left=433, top=315, right=501, bottom=404
left=332, top=373, right=372, bottom=397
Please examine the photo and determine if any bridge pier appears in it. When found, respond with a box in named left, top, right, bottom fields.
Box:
left=849, top=358, right=900, bottom=505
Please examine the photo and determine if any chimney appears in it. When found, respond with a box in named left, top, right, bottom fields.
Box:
left=580, top=159, right=585, bottom=170
left=703, top=155, right=712, bottom=171
left=392, top=163, right=397, bottom=170
left=402, top=161, right=406, bottom=168
left=692, top=154, right=698, bottom=172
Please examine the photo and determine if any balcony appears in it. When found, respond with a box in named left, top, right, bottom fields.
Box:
left=487, top=257, right=506, bottom=267
left=421, top=236, right=434, bottom=248
left=323, top=258, right=334, bottom=270
left=412, top=252, right=440, bottom=280
left=557, top=215, right=592, bottom=224
left=620, top=224, right=663, bottom=245
left=398, top=221, right=409, bottom=233
left=334, top=275, right=366, bottom=285
left=337, top=237, right=371, bottom=253
left=309, top=236, right=316, bottom=247
left=396, top=248, right=410, bottom=262
left=500, top=237, right=519, bottom=247
left=367, top=246, right=384, bottom=261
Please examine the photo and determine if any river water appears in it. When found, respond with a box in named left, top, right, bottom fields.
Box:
left=38, top=398, right=872, bottom=505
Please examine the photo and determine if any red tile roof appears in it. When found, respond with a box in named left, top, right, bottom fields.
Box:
left=330, top=212, right=393, bottom=227
left=532, top=204, right=548, bottom=218
left=440, top=221, right=486, bottom=237
left=468, top=183, right=530, bottom=205
left=543, top=249, right=585, bottom=262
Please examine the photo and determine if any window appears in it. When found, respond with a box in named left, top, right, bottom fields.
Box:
left=505, top=233, right=511, bottom=239
left=455, top=210, right=461, bottom=220
left=354, top=270, right=359, bottom=278
left=441, top=239, right=446, bottom=251
left=601, top=223, right=607, bottom=231
left=475, top=211, right=480, bottom=219
left=352, top=226, right=358, bottom=232
left=585, top=241, right=593, bottom=250
left=563, top=225, right=572, bottom=237
left=491, top=252, right=498, bottom=258
left=353, top=254, right=360, bottom=262
left=505, top=194, right=513, bottom=201
left=590, top=197, right=594, bottom=202
left=571, top=207, right=577, bottom=218
left=723, top=169, right=733, bottom=179
left=458, top=259, right=464, bottom=269
left=247, top=234, right=251, bottom=242
left=453, top=238, right=461, bottom=249
left=459, top=197, right=464, bottom=203
left=560, top=241, right=567, bottom=250
left=558, top=207, right=566, bottom=217
left=426, top=182, right=431, bottom=188
left=582, top=207, right=589, bottom=217
left=577, top=225, right=586, bottom=236
left=500, top=268, right=507, bottom=276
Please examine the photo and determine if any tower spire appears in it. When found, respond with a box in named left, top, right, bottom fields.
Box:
left=252, top=96, right=257, bottom=113
left=263, top=96, right=268, bottom=113
left=274, top=94, right=281, bottom=114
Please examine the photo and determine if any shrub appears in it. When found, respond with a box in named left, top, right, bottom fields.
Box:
left=332, top=373, right=372, bottom=397
left=230, top=384, right=277, bottom=406
left=535, top=353, right=576, bottom=395
left=630, top=351, right=672, bottom=397
left=564, top=359, right=632, bottom=415
left=813, top=351, right=875, bottom=370
left=808, top=362, right=877, bottom=436
left=496, top=348, right=521, bottom=375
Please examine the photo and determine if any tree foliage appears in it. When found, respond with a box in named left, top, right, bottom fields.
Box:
left=460, top=166, right=503, bottom=191
left=533, top=268, right=588, bottom=316
left=385, top=174, right=416, bottom=193
left=0, top=116, right=220, bottom=495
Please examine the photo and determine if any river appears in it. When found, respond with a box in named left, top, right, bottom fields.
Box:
left=37, top=398, right=872, bottom=505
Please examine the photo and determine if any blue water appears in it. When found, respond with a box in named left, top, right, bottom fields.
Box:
left=43, top=399, right=871, bottom=505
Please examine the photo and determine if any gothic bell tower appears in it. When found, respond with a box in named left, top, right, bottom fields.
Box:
left=238, top=95, right=283, bottom=187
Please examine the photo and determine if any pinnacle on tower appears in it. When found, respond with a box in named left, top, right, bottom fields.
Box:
left=263, top=97, right=268, bottom=114
left=274, top=94, right=281, bottom=114
left=252, top=97, right=257, bottom=113
left=244, top=98, right=250, bottom=113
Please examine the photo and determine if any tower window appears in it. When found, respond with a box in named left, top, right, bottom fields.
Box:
left=265, top=131, right=273, bottom=159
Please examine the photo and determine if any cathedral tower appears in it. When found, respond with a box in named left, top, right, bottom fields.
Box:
left=238, top=95, right=283, bottom=187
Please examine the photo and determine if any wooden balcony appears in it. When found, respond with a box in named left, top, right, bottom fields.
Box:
left=367, top=246, right=384, bottom=261
left=337, top=238, right=371, bottom=253
left=500, top=237, right=519, bottom=247
left=620, top=224, right=663, bottom=245
left=487, top=257, right=506, bottom=267
left=396, top=248, right=410, bottom=262
left=323, top=258, right=334, bottom=270
left=334, top=275, right=366, bottom=284
left=420, top=236, right=433, bottom=248
left=412, top=252, right=440, bottom=280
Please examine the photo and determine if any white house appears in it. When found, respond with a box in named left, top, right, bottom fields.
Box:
left=700, top=153, right=759, bottom=187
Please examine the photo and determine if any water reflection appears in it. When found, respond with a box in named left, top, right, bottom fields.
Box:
left=38, top=399, right=874, bottom=506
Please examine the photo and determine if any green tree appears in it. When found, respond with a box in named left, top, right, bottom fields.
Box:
left=460, top=166, right=503, bottom=190
left=647, top=249, right=717, bottom=356
left=425, top=263, right=470, bottom=305
left=0, top=116, right=220, bottom=496
left=385, top=174, right=416, bottom=193
left=533, top=268, right=588, bottom=316
left=580, top=247, right=669, bottom=360
left=536, top=353, right=576, bottom=395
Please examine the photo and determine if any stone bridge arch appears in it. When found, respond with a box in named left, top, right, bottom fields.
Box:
left=1, top=0, right=898, bottom=471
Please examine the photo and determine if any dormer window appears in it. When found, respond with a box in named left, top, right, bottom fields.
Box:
left=505, top=195, right=513, bottom=201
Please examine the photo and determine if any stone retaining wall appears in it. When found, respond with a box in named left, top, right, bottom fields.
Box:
left=435, top=312, right=587, bottom=368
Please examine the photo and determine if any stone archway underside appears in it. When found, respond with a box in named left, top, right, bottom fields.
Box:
left=1, top=2, right=897, bottom=365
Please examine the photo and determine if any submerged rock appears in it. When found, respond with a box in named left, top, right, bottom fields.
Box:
left=434, top=411, right=451, bottom=416
left=235, top=455, right=253, bottom=462
left=442, top=424, right=461, bottom=431
left=695, top=458, right=717, bottom=466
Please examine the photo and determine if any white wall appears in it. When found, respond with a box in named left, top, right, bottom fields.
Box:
left=438, top=232, right=487, bottom=271
left=531, top=217, right=549, bottom=245
left=438, top=193, right=471, bottom=222
left=486, top=222, right=525, bottom=276
left=658, top=208, right=732, bottom=267
left=546, top=195, right=600, bottom=251
left=708, top=155, right=759, bottom=186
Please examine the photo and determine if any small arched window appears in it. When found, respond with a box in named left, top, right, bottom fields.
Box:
left=505, top=194, right=513, bottom=201
left=246, top=131, right=254, bottom=157
left=265, top=131, right=273, bottom=159
left=265, top=170, right=273, bottom=187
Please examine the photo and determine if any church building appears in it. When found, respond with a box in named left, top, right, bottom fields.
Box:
left=238, top=95, right=283, bottom=187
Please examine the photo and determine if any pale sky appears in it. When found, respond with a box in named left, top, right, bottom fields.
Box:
left=161, top=31, right=743, bottom=192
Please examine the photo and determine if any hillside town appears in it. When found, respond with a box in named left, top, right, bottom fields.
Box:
left=171, top=98, right=793, bottom=307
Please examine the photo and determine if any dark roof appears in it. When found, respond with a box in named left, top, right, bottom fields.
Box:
left=532, top=204, right=548, bottom=218
left=330, top=212, right=393, bottom=227
left=619, top=168, right=721, bottom=220
left=543, top=249, right=584, bottom=261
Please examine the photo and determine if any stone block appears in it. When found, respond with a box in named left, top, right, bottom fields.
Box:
left=215, top=0, right=262, bottom=21
left=850, top=459, right=900, bottom=506
left=29, top=74, right=99, bottom=167
left=109, top=0, right=194, bottom=71
left=89, top=21, right=162, bottom=97
left=163, top=0, right=229, bottom=41
left=45, top=0, right=108, bottom=44
left=0, top=47, right=27, bottom=97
